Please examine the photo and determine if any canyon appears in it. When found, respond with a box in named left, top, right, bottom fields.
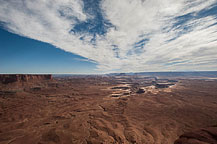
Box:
left=0, top=74, right=217, bottom=144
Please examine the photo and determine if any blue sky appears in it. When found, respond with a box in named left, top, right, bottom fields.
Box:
left=0, top=28, right=97, bottom=74
left=0, top=0, right=217, bottom=73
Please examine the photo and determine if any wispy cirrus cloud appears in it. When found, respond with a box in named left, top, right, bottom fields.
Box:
left=0, top=0, right=217, bottom=73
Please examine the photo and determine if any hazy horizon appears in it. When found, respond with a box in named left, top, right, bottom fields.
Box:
left=1, top=70, right=217, bottom=76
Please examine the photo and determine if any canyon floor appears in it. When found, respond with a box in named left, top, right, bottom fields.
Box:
left=0, top=75, right=217, bottom=144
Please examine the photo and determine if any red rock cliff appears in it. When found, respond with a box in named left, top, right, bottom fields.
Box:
left=174, top=126, right=217, bottom=144
left=0, top=74, right=52, bottom=84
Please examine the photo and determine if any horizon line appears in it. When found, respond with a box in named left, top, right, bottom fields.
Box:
left=1, top=70, right=217, bottom=75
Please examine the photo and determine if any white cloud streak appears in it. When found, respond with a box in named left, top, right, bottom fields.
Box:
left=0, top=0, right=217, bottom=73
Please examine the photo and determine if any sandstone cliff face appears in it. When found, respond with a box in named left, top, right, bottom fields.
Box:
left=0, top=74, right=52, bottom=84
left=174, top=126, right=217, bottom=144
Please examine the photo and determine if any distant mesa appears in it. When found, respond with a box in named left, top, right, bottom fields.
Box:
left=0, top=74, right=52, bottom=84
left=174, top=125, right=217, bottom=144
left=155, top=83, right=170, bottom=89
left=155, top=83, right=174, bottom=89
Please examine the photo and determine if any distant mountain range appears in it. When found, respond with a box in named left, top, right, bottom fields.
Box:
left=107, top=71, right=217, bottom=78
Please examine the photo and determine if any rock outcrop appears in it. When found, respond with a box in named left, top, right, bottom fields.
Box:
left=136, top=88, right=145, bottom=94
left=174, top=126, right=217, bottom=144
left=0, top=74, right=52, bottom=84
